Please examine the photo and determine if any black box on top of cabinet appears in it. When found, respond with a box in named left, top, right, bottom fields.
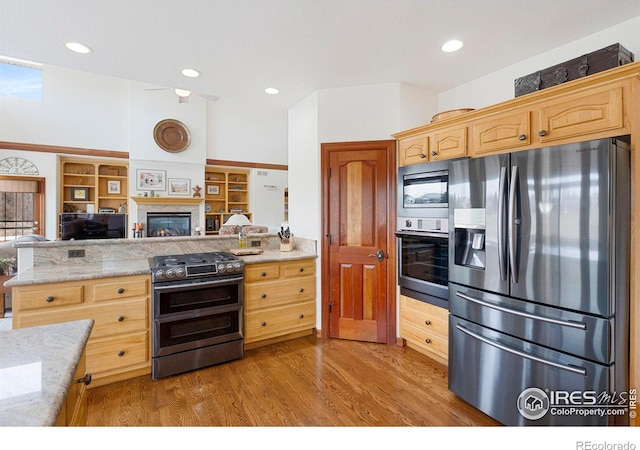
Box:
left=514, top=43, right=634, bottom=97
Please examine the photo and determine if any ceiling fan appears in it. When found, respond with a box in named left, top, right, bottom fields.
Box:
left=143, top=87, right=220, bottom=103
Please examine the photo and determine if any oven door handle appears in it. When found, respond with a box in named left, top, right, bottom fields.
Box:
left=455, top=324, right=587, bottom=376
left=395, top=230, right=449, bottom=239
left=455, top=291, right=587, bottom=330
left=153, top=276, right=244, bottom=292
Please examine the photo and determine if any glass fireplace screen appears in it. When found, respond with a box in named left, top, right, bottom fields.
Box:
left=147, top=212, right=191, bottom=237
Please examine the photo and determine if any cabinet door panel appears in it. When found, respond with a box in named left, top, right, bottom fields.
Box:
left=472, top=110, right=531, bottom=155
left=431, top=126, right=467, bottom=160
left=398, top=134, right=429, bottom=166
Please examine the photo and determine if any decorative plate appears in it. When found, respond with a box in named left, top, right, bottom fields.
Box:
left=153, top=119, right=191, bottom=153
left=205, top=203, right=211, bottom=213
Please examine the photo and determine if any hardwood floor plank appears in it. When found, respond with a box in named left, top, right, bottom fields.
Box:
left=85, top=336, right=499, bottom=426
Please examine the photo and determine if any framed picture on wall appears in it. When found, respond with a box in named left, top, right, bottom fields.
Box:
left=136, top=169, right=166, bottom=191
left=70, top=187, right=89, bottom=201
left=107, top=180, right=121, bottom=194
left=207, top=185, right=219, bottom=195
left=168, top=178, right=191, bottom=196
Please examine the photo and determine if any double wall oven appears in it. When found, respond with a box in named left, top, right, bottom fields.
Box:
left=396, top=159, right=452, bottom=308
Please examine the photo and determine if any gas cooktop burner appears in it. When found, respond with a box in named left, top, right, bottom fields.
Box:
left=151, top=251, right=244, bottom=282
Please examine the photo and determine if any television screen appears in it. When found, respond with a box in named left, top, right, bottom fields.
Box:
left=60, top=213, right=127, bottom=240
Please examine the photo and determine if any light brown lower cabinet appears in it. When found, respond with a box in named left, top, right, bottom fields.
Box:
left=399, top=294, right=449, bottom=366
left=12, top=274, right=151, bottom=387
left=56, top=349, right=91, bottom=426
left=244, top=258, right=316, bottom=349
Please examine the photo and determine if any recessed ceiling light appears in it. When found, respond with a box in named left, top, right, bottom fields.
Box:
left=181, top=68, right=201, bottom=78
left=264, top=87, right=279, bottom=95
left=64, top=42, right=93, bottom=54
left=174, top=88, right=191, bottom=98
left=441, top=39, right=464, bottom=53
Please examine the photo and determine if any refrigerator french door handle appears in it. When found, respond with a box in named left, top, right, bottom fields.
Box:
left=455, top=291, right=587, bottom=330
left=455, top=324, right=588, bottom=376
left=508, top=165, right=519, bottom=284
left=497, top=166, right=507, bottom=281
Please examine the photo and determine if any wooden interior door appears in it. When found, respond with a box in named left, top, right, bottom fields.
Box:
left=321, top=140, right=396, bottom=343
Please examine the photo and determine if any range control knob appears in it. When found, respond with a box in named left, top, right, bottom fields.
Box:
left=234, top=263, right=242, bottom=271
left=405, top=219, right=412, bottom=228
left=155, top=270, right=165, bottom=280
left=175, top=267, right=186, bottom=278
left=218, top=264, right=226, bottom=273
left=165, top=268, right=176, bottom=278
left=226, top=263, right=234, bottom=272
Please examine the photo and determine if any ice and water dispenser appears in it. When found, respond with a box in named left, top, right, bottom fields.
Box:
left=453, top=208, right=486, bottom=269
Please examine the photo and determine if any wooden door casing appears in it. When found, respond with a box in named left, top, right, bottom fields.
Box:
left=321, top=140, right=396, bottom=344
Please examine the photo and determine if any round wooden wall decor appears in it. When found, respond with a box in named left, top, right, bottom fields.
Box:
left=153, top=119, right=191, bottom=153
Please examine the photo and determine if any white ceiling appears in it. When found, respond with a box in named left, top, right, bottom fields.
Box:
left=1, top=0, right=640, bottom=110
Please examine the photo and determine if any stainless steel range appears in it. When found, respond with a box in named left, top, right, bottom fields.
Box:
left=150, top=251, right=245, bottom=379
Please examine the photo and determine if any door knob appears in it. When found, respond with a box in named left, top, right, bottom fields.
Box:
left=367, top=249, right=387, bottom=262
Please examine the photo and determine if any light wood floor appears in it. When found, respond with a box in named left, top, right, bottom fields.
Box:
left=85, top=335, right=500, bottom=426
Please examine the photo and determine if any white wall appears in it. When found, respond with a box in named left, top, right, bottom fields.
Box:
left=438, top=16, right=640, bottom=111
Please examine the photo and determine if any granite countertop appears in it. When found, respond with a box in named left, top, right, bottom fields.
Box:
left=5, top=249, right=316, bottom=287
left=0, top=319, right=94, bottom=426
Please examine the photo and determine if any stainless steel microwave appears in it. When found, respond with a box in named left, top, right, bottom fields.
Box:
left=397, top=160, right=451, bottom=219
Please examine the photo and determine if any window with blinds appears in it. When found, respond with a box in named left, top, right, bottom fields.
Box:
left=0, top=179, right=39, bottom=241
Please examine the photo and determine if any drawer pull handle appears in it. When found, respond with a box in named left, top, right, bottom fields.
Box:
left=261, top=272, right=267, bottom=277
left=117, top=316, right=125, bottom=322
left=261, top=294, right=267, bottom=299
left=299, top=288, right=304, bottom=293
left=77, top=373, right=92, bottom=386
left=425, top=338, right=431, bottom=344
left=117, top=288, right=125, bottom=294
left=261, top=322, right=267, bottom=327
left=299, top=314, right=304, bottom=319
left=45, top=296, right=54, bottom=303
left=299, top=267, right=304, bottom=272
left=425, top=320, right=431, bottom=325
left=118, top=351, right=125, bottom=357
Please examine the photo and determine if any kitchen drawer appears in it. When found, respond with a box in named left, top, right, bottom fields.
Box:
left=245, top=264, right=281, bottom=282
left=15, top=298, right=148, bottom=338
left=283, top=259, right=316, bottom=278
left=400, top=295, right=448, bottom=337
left=13, top=283, right=84, bottom=311
left=86, top=331, right=148, bottom=376
left=92, top=275, right=149, bottom=302
left=244, top=276, right=315, bottom=310
left=401, top=319, right=449, bottom=358
left=245, top=300, right=315, bottom=343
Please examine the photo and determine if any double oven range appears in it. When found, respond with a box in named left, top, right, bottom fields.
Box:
left=150, top=251, right=245, bottom=379
left=396, top=159, right=451, bottom=308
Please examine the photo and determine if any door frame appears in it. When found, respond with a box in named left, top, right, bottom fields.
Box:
left=320, top=140, right=397, bottom=344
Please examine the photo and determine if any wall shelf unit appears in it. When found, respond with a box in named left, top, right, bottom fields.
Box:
left=204, top=167, right=252, bottom=234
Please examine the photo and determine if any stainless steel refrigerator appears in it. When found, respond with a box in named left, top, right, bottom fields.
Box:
left=447, top=137, right=630, bottom=426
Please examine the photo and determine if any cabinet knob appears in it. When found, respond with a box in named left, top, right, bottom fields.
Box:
left=430, top=150, right=437, bottom=156
left=299, top=267, right=304, bottom=272
left=261, top=322, right=267, bottom=327
left=261, top=272, right=267, bottom=277
left=425, top=338, right=431, bottom=344
left=518, top=134, right=526, bottom=141
left=425, top=320, right=431, bottom=325
left=117, top=288, right=125, bottom=294
left=117, top=316, right=125, bottom=322
left=299, top=288, right=304, bottom=293
left=118, top=350, right=125, bottom=357
left=299, top=314, right=304, bottom=319
left=539, top=130, right=547, bottom=137
left=261, top=294, right=267, bottom=299
left=45, top=296, right=54, bottom=303
left=77, top=373, right=92, bottom=386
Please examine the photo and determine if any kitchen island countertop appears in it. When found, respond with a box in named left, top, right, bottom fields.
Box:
left=0, top=319, right=93, bottom=426
left=4, top=249, right=316, bottom=287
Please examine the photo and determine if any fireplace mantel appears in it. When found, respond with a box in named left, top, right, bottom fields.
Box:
left=131, top=197, right=204, bottom=206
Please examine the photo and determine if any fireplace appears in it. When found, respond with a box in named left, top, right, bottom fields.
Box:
left=147, top=212, right=192, bottom=237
